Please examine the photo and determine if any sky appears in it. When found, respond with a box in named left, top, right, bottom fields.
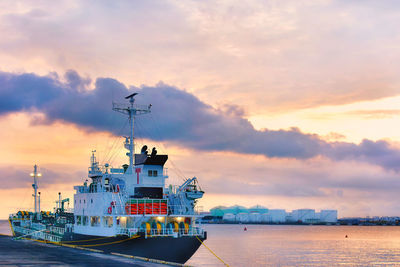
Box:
left=1, top=0, right=400, bottom=218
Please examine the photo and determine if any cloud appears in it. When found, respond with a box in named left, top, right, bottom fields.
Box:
left=0, top=164, right=85, bottom=189
left=326, top=140, right=400, bottom=171
left=321, top=132, right=346, bottom=141
left=345, top=109, right=400, bottom=119
left=177, top=151, right=400, bottom=216
left=1, top=70, right=400, bottom=172
left=0, top=1, right=400, bottom=113
left=201, top=155, right=400, bottom=197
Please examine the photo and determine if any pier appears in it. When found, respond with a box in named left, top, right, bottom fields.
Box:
left=0, top=235, right=171, bottom=266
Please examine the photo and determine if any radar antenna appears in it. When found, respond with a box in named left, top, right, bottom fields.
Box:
left=112, top=93, right=151, bottom=174
left=125, top=93, right=138, bottom=99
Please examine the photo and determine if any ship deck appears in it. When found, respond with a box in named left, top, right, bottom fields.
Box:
left=0, top=234, right=174, bottom=266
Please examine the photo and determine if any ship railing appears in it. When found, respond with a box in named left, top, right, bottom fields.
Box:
left=142, top=226, right=205, bottom=239
left=12, top=225, right=62, bottom=243
left=49, top=226, right=65, bottom=236
left=31, top=222, right=46, bottom=231
left=116, top=227, right=129, bottom=235
left=9, top=217, right=30, bottom=221
left=88, top=169, right=103, bottom=175
left=74, top=185, right=89, bottom=193
left=64, top=208, right=74, bottom=213
left=116, top=227, right=142, bottom=237
left=168, top=205, right=203, bottom=216
left=112, top=102, right=150, bottom=111
left=179, top=226, right=205, bottom=237
left=116, top=225, right=205, bottom=239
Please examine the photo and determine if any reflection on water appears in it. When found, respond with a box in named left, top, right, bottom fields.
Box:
left=3, top=221, right=400, bottom=266
left=187, top=224, right=400, bottom=266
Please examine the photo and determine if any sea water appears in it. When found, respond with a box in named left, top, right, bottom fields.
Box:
left=3, top=220, right=400, bottom=266
left=187, top=224, right=400, bottom=266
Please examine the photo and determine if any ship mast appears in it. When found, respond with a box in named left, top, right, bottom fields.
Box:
left=112, top=93, right=151, bottom=174
left=30, top=165, right=42, bottom=213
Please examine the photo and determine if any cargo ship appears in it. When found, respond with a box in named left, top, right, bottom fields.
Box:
left=8, top=93, right=206, bottom=264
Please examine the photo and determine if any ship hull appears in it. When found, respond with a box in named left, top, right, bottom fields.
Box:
left=12, top=228, right=206, bottom=264
left=64, top=233, right=205, bottom=264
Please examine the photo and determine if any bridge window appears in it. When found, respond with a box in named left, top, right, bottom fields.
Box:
left=148, top=170, right=158, bottom=177
left=76, top=216, right=82, bottom=225
left=90, top=216, right=100, bottom=227
left=103, top=216, right=113, bottom=228
left=83, top=216, right=88, bottom=226
left=134, top=187, right=163, bottom=199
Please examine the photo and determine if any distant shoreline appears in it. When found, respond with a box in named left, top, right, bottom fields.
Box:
left=202, top=221, right=400, bottom=226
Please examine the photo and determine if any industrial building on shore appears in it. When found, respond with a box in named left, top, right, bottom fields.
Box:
left=205, top=205, right=338, bottom=224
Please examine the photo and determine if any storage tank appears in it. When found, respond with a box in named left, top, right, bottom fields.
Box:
left=210, top=206, right=228, bottom=217
left=226, top=205, right=249, bottom=215
left=261, top=213, right=272, bottom=223
left=292, top=209, right=316, bottom=223
left=320, top=210, right=338, bottom=223
left=285, top=213, right=295, bottom=222
left=237, top=213, right=249, bottom=223
left=249, top=213, right=262, bottom=223
left=248, top=205, right=268, bottom=214
left=268, top=209, right=287, bottom=223
left=222, top=213, right=236, bottom=222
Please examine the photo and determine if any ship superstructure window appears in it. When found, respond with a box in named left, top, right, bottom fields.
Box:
left=127, top=217, right=134, bottom=228
left=83, top=216, right=88, bottom=226
left=134, top=187, right=163, bottom=199
left=148, top=170, right=158, bottom=177
left=76, top=216, right=82, bottom=225
left=103, top=216, right=113, bottom=228
left=89, top=183, right=98, bottom=193
left=90, top=216, right=100, bottom=227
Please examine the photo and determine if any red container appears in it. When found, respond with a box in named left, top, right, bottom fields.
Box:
left=153, top=203, right=160, bottom=214
left=161, top=203, right=167, bottom=214
left=138, top=203, right=145, bottom=214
